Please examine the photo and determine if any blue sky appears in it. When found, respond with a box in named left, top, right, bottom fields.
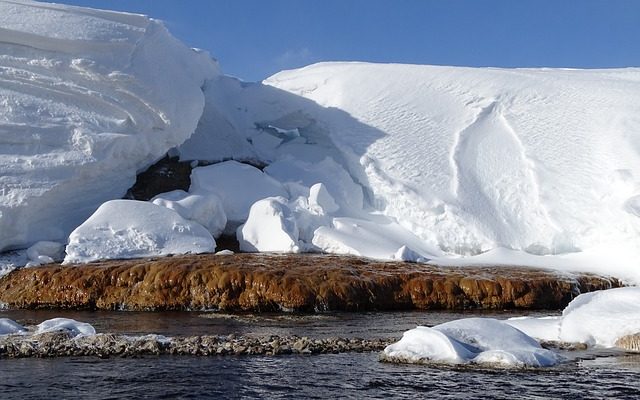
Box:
left=55, top=0, right=640, bottom=82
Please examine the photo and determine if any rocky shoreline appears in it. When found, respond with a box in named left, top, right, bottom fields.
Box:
left=0, top=330, right=395, bottom=358
left=0, top=254, right=620, bottom=312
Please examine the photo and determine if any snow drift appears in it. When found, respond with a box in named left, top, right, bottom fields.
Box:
left=0, top=0, right=217, bottom=251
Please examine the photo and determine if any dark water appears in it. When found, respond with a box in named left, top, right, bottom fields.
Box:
left=1, top=310, right=640, bottom=399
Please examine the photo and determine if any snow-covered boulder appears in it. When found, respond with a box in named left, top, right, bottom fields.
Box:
left=0, top=318, right=26, bottom=335
left=0, top=0, right=218, bottom=252
left=152, top=190, right=227, bottom=238
left=383, top=318, right=559, bottom=368
left=190, top=161, right=288, bottom=233
left=64, top=200, right=215, bottom=263
left=36, top=318, right=96, bottom=337
left=237, top=197, right=300, bottom=253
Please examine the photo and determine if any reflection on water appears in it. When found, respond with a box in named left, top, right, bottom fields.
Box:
left=0, top=309, right=552, bottom=338
left=1, top=309, right=639, bottom=399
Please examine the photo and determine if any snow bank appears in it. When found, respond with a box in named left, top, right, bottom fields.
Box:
left=190, top=161, right=288, bottom=233
left=0, top=0, right=218, bottom=252
left=64, top=200, right=214, bottom=263
left=507, top=287, right=640, bottom=348
left=237, top=197, right=300, bottom=253
left=383, top=318, right=559, bottom=368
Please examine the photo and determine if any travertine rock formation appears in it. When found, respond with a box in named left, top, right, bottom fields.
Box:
left=0, top=254, right=620, bottom=312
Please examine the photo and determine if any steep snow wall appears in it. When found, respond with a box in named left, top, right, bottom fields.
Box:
left=0, top=0, right=218, bottom=251
left=263, top=64, right=640, bottom=263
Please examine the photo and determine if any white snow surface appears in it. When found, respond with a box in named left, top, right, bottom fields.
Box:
left=507, top=287, right=640, bottom=348
left=190, top=161, right=288, bottom=234
left=385, top=287, right=640, bottom=368
left=237, top=197, right=300, bottom=253
left=0, top=0, right=218, bottom=252
left=35, top=317, right=96, bottom=337
left=25, top=240, right=64, bottom=267
left=383, top=318, right=560, bottom=368
left=260, top=63, right=640, bottom=283
left=64, top=200, right=215, bottom=263
left=151, top=190, right=227, bottom=238
left=0, top=317, right=26, bottom=335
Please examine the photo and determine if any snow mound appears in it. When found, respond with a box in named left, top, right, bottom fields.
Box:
left=35, top=318, right=95, bottom=337
left=508, top=287, right=640, bottom=348
left=152, top=190, right=227, bottom=238
left=0, top=318, right=26, bottom=335
left=383, top=318, right=559, bottom=368
left=0, top=0, right=218, bottom=252
left=190, top=161, right=288, bottom=234
left=64, top=200, right=215, bottom=263
left=237, top=197, right=300, bottom=253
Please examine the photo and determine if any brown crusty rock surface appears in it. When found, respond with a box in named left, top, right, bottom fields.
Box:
left=0, top=254, right=621, bottom=312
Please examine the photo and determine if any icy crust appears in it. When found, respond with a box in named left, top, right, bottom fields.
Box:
left=64, top=200, right=215, bottom=264
left=383, top=318, right=560, bottom=368
left=507, top=287, right=640, bottom=348
left=260, top=63, right=640, bottom=281
left=0, top=0, right=218, bottom=252
left=385, top=288, right=640, bottom=368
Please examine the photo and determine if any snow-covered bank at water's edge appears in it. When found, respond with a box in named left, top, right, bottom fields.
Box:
left=1, top=1, right=640, bottom=285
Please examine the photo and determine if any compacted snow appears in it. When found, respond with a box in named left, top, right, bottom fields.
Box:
left=1, top=1, right=640, bottom=286
left=384, top=287, right=640, bottom=368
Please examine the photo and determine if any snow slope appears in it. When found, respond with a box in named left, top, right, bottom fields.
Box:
left=0, top=0, right=218, bottom=251
left=264, top=63, right=640, bottom=260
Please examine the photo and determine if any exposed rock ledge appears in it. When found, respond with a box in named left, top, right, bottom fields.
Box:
left=0, top=254, right=620, bottom=312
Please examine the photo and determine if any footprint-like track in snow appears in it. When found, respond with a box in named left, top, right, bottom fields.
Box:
left=450, top=100, right=556, bottom=249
